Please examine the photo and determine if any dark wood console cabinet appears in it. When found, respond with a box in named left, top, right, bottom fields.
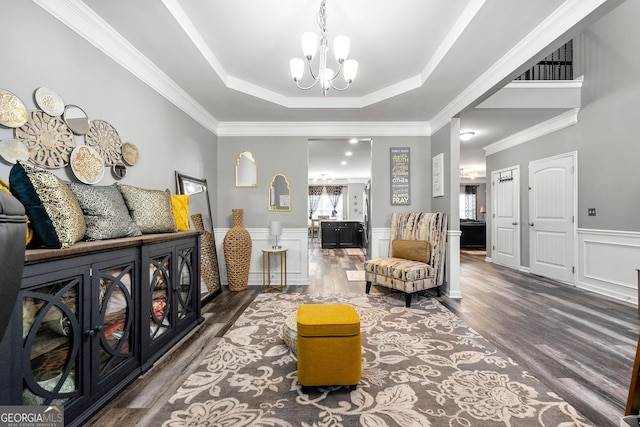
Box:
left=0, top=232, right=202, bottom=427
left=321, top=221, right=363, bottom=249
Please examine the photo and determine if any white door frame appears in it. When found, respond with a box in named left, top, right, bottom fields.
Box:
left=490, top=165, right=520, bottom=270
left=528, top=151, right=578, bottom=285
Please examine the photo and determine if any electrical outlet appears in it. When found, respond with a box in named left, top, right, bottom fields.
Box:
left=588, top=208, right=596, bottom=216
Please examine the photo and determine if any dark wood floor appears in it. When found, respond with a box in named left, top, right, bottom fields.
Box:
left=88, top=245, right=639, bottom=427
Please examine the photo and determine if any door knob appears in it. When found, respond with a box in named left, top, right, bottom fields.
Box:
left=529, top=222, right=534, bottom=226
left=512, top=222, right=518, bottom=226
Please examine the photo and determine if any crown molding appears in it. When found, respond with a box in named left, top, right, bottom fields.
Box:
left=429, top=0, right=607, bottom=133
left=34, top=0, right=219, bottom=134
left=217, top=121, right=431, bottom=137
left=483, top=108, right=579, bottom=156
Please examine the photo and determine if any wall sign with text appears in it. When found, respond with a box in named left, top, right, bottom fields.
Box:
left=390, top=147, right=410, bottom=205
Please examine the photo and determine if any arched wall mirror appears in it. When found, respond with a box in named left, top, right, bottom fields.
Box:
left=175, top=171, right=221, bottom=302
left=269, top=173, right=291, bottom=212
left=235, top=150, right=258, bottom=187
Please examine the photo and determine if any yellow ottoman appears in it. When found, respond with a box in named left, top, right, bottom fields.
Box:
left=297, top=304, right=361, bottom=389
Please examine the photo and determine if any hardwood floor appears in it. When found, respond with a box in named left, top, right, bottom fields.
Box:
left=88, top=245, right=639, bottom=427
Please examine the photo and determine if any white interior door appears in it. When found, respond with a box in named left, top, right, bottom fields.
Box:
left=528, top=153, right=576, bottom=283
left=491, top=167, right=520, bottom=269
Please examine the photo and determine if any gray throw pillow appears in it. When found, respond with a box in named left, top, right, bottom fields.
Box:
left=116, top=183, right=177, bottom=234
left=67, top=182, right=141, bottom=241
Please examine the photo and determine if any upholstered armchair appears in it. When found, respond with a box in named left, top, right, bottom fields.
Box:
left=364, top=212, right=447, bottom=307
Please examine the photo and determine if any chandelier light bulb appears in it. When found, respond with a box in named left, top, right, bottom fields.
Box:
left=343, top=59, right=358, bottom=83
left=290, top=58, right=305, bottom=81
left=333, top=35, right=350, bottom=62
left=301, top=32, right=318, bottom=59
left=460, top=132, right=475, bottom=141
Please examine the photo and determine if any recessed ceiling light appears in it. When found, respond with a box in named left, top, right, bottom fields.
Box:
left=349, top=138, right=358, bottom=144
left=341, top=160, right=347, bottom=165
left=345, top=151, right=353, bottom=156
left=460, top=132, right=475, bottom=141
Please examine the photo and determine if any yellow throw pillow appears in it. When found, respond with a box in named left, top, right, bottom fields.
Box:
left=0, top=177, right=33, bottom=245
left=391, top=239, right=431, bottom=264
left=171, top=194, right=190, bottom=231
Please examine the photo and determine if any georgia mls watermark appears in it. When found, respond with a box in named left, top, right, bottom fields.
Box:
left=0, top=406, right=63, bottom=427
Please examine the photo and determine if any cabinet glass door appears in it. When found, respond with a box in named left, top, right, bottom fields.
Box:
left=22, top=277, right=81, bottom=405
left=97, top=264, right=135, bottom=378
left=148, top=254, right=171, bottom=340
left=176, top=247, right=195, bottom=322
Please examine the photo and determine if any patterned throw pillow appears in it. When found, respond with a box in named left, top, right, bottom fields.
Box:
left=0, top=177, right=33, bottom=244
left=116, top=183, right=177, bottom=234
left=9, top=161, right=86, bottom=249
left=171, top=194, right=190, bottom=231
left=67, top=183, right=142, bottom=241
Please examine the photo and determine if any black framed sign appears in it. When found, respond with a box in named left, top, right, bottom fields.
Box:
left=390, top=147, right=410, bottom=205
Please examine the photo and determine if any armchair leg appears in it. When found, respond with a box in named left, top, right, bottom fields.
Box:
left=405, top=293, right=412, bottom=307
left=365, top=281, right=372, bottom=294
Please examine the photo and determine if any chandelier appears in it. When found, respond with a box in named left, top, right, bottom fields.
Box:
left=289, top=0, right=358, bottom=96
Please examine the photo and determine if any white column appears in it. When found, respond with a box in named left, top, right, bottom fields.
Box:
left=447, top=118, right=462, bottom=299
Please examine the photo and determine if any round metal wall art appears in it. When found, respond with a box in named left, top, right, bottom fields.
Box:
left=111, top=162, right=127, bottom=180
left=0, top=88, right=28, bottom=128
left=34, top=87, right=64, bottom=117
left=70, top=145, right=105, bottom=185
left=85, top=119, right=122, bottom=166
left=14, top=110, right=76, bottom=169
left=0, top=139, right=29, bottom=164
left=63, top=104, right=90, bottom=135
left=121, top=142, right=139, bottom=166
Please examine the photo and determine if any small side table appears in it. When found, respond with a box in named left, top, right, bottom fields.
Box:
left=262, top=247, right=287, bottom=292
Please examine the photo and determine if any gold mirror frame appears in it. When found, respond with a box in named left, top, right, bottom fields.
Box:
left=269, top=173, right=291, bottom=212
left=235, top=150, right=258, bottom=187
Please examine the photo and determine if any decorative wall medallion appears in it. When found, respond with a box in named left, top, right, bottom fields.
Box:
left=0, top=88, right=28, bottom=128
left=34, top=87, right=64, bottom=117
left=85, top=119, right=122, bottom=166
left=121, top=142, right=139, bottom=166
left=0, top=139, right=29, bottom=164
left=15, top=110, right=75, bottom=169
left=70, top=145, right=105, bottom=184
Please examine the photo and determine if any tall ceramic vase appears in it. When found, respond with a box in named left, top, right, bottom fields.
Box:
left=223, top=209, right=252, bottom=291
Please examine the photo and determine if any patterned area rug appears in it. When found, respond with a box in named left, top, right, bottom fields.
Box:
left=151, top=293, right=592, bottom=427
left=346, top=270, right=365, bottom=281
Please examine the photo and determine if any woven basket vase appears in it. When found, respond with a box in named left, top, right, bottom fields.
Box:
left=223, top=209, right=252, bottom=291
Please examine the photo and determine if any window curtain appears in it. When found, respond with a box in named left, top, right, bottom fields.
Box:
left=308, top=185, right=324, bottom=219
left=325, top=185, right=344, bottom=218
left=464, top=185, right=477, bottom=220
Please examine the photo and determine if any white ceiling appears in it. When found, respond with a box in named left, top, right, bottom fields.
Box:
left=41, top=0, right=617, bottom=180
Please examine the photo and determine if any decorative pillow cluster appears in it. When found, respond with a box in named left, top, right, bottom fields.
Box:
left=116, top=183, right=177, bottom=234
left=391, top=239, right=431, bottom=264
left=67, top=183, right=142, bottom=241
left=9, top=161, right=86, bottom=249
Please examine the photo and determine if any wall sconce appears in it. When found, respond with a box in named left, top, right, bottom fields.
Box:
left=270, top=220, right=282, bottom=249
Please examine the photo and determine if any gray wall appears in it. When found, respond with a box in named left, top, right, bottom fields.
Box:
left=485, top=0, right=640, bottom=262
left=369, top=136, right=431, bottom=228
left=430, top=126, right=453, bottom=223
left=216, top=136, right=308, bottom=229
left=346, top=182, right=366, bottom=221
left=0, top=1, right=217, bottom=209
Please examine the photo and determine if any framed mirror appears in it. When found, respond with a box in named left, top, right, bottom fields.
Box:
left=235, top=150, right=258, bottom=187
left=175, top=171, right=221, bottom=302
left=269, top=173, right=291, bottom=212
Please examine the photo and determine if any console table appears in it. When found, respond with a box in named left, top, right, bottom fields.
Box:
left=0, top=231, right=202, bottom=427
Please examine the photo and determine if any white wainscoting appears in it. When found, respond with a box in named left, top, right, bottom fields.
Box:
left=214, top=227, right=310, bottom=287
left=369, top=227, right=391, bottom=259
left=577, top=228, right=640, bottom=304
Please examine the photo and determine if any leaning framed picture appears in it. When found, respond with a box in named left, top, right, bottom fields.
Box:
left=432, top=153, right=444, bottom=197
